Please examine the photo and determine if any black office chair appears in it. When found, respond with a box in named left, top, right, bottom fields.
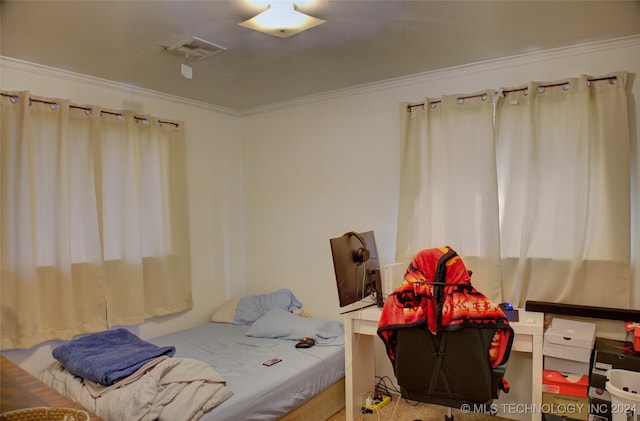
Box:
left=377, top=247, right=514, bottom=421
left=394, top=324, right=511, bottom=420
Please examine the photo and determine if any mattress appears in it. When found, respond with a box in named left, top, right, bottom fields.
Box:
left=147, top=322, right=345, bottom=421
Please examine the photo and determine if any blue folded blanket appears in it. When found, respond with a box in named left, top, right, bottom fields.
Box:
left=52, top=328, right=175, bottom=386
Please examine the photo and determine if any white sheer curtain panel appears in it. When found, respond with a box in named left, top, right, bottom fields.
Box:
left=495, top=73, right=630, bottom=308
left=1, top=91, right=192, bottom=349
left=397, top=91, right=502, bottom=302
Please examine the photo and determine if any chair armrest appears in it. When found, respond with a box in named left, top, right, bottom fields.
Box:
left=491, top=363, right=508, bottom=398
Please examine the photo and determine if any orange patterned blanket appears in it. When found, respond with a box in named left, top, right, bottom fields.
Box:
left=377, top=246, right=513, bottom=369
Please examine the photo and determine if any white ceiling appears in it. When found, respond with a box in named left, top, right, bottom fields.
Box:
left=2, top=0, right=640, bottom=112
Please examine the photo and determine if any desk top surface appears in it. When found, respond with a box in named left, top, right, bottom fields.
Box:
left=0, top=354, right=104, bottom=421
left=345, top=306, right=544, bottom=334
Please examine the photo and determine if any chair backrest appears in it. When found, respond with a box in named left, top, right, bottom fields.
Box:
left=394, top=324, right=504, bottom=410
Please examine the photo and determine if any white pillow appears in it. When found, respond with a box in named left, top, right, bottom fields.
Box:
left=245, top=309, right=344, bottom=344
left=210, top=298, right=241, bottom=323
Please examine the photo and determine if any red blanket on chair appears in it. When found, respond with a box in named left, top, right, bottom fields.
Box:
left=377, top=247, right=513, bottom=369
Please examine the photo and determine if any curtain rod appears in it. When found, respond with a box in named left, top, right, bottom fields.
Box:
left=0, top=92, right=180, bottom=128
left=406, top=75, right=618, bottom=113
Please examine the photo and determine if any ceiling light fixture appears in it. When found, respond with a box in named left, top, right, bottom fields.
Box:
left=239, top=1, right=325, bottom=38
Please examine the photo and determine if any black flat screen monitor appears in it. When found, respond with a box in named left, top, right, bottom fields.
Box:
left=330, top=230, right=384, bottom=313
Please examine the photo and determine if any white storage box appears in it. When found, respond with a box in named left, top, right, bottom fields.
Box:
left=544, top=318, right=596, bottom=362
left=544, top=356, right=591, bottom=376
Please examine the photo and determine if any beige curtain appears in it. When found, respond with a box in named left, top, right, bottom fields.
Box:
left=1, top=91, right=192, bottom=349
left=496, top=72, right=630, bottom=307
left=397, top=90, right=502, bottom=302
left=397, top=71, right=631, bottom=308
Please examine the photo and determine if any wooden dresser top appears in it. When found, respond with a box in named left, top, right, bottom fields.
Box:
left=0, top=354, right=104, bottom=421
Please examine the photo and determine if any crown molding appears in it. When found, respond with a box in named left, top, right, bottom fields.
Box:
left=241, top=34, right=640, bottom=116
left=0, top=56, right=240, bottom=117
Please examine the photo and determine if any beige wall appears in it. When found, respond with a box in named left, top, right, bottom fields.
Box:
left=241, top=36, right=640, bottom=320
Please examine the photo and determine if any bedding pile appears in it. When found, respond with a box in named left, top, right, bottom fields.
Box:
left=38, top=329, right=233, bottom=421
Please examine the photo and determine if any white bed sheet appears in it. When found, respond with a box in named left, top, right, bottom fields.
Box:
left=148, top=322, right=345, bottom=421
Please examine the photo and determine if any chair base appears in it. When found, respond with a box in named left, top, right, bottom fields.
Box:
left=446, top=407, right=454, bottom=421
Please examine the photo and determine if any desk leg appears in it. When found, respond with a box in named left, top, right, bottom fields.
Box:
left=345, top=320, right=376, bottom=421
left=531, top=333, right=543, bottom=421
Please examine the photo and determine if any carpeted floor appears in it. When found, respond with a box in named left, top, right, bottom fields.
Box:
left=326, top=395, right=512, bottom=421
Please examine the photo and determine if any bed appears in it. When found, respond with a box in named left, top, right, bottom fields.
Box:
left=37, top=289, right=346, bottom=421
left=148, top=321, right=345, bottom=420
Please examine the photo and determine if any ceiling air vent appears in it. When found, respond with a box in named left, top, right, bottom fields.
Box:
left=167, top=37, right=226, bottom=59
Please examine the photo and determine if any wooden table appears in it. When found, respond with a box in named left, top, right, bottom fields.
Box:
left=0, top=354, right=103, bottom=421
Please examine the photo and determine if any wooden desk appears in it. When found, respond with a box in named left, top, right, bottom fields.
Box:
left=0, top=355, right=103, bottom=421
left=344, top=307, right=544, bottom=421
